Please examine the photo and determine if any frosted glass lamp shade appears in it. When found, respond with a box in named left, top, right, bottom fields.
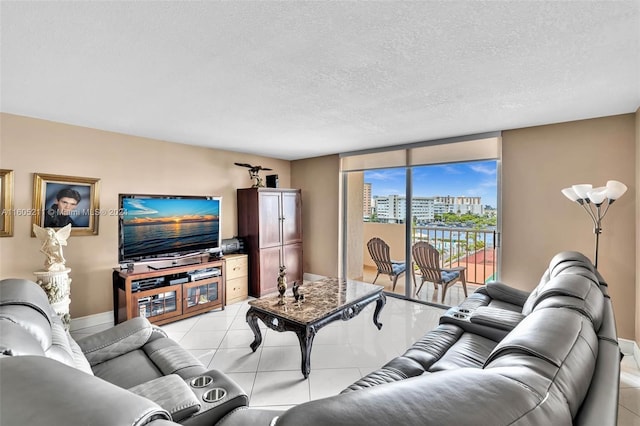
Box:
left=571, top=184, right=593, bottom=200
left=561, top=187, right=580, bottom=202
left=587, top=189, right=607, bottom=205
left=605, top=180, right=627, bottom=200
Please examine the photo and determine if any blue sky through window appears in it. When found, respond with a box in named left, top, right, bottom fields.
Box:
left=365, top=160, right=497, bottom=208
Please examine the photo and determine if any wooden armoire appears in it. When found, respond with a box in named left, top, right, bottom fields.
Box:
left=237, top=188, right=303, bottom=297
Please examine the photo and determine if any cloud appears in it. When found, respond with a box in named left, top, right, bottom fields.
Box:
left=365, top=169, right=405, bottom=181
left=125, top=200, right=158, bottom=215
left=469, top=164, right=496, bottom=175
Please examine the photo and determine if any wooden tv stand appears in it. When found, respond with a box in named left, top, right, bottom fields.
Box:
left=112, top=255, right=225, bottom=326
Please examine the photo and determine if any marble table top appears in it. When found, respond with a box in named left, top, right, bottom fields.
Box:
left=248, top=277, right=383, bottom=325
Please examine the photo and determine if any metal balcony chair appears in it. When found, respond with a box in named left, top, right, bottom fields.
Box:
left=412, top=241, right=467, bottom=303
left=367, top=237, right=406, bottom=291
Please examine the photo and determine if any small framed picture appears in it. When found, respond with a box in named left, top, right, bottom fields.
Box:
left=32, top=173, right=101, bottom=236
left=0, top=169, right=14, bottom=237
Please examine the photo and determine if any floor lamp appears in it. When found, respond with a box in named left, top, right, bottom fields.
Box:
left=561, top=180, right=627, bottom=268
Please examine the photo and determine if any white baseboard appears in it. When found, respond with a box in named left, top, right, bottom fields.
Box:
left=619, top=338, right=635, bottom=355
left=619, top=338, right=640, bottom=368
left=69, top=311, right=114, bottom=332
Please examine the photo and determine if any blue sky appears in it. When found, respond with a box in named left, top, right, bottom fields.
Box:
left=365, top=160, right=497, bottom=208
left=123, top=197, right=220, bottom=219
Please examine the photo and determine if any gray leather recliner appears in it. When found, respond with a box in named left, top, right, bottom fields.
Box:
left=0, top=278, right=248, bottom=426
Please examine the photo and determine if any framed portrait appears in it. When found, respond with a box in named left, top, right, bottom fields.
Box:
left=32, top=173, right=101, bottom=236
left=0, top=169, right=14, bottom=237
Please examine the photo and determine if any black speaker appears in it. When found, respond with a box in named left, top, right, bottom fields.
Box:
left=266, top=174, right=279, bottom=188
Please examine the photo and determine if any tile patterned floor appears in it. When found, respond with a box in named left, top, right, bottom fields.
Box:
left=73, top=296, right=640, bottom=423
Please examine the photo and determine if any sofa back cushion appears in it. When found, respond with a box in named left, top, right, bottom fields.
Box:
left=0, top=319, right=45, bottom=356
left=524, top=274, right=603, bottom=326
left=0, top=278, right=93, bottom=373
left=484, top=307, right=598, bottom=418
left=0, top=279, right=55, bottom=351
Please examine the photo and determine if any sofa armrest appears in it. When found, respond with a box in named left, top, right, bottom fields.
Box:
left=484, top=281, right=530, bottom=306
left=0, top=355, right=174, bottom=426
left=129, top=374, right=200, bottom=422
left=469, top=306, right=526, bottom=331
left=76, top=316, right=153, bottom=365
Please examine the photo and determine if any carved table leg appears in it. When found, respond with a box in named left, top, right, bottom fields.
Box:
left=373, top=292, right=386, bottom=330
left=246, top=309, right=263, bottom=352
left=295, top=325, right=317, bottom=379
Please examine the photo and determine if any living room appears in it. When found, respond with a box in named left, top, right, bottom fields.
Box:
left=1, top=2, right=639, bottom=425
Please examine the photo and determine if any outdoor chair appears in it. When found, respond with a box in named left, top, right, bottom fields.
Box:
left=412, top=241, right=467, bottom=303
left=367, top=237, right=406, bottom=291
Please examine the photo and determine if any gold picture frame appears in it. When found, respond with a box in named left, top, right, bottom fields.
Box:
left=32, top=173, right=101, bottom=236
left=0, top=169, right=14, bottom=237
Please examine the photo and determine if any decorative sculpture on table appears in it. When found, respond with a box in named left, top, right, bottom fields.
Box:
left=234, top=163, right=273, bottom=188
left=277, top=265, right=288, bottom=306
left=32, top=224, right=73, bottom=329
left=292, top=281, right=304, bottom=306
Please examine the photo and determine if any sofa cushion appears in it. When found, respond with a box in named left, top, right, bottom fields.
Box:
left=143, top=337, right=206, bottom=379
left=485, top=307, right=598, bottom=418
left=429, top=332, right=497, bottom=371
left=47, top=316, right=92, bottom=374
left=0, top=304, right=53, bottom=352
left=0, top=320, right=45, bottom=356
left=92, top=348, right=164, bottom=388
left=0, top=278, right=55, bottom=322
left=0, top=356, right=171, bottom=426
left=527, top=274, right=604, bottom=328
left=341, top=323, right=462, bottom=393
left=77, top=316, right=153, bottom=365
left=128, top=374, right=201, bottom=422
left=279, top=369, right=571, bottom=426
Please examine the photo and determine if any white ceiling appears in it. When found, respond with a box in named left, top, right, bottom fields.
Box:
left=2, top=1, right=639, bottom=161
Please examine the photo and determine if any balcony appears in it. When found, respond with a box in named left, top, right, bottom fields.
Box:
left=358, top=222, right=497, bottom=306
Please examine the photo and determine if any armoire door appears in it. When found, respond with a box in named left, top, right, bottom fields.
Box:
left=283, top=243, right=303, bottom=284
left=258, top=191, right=283, bottom=248
left=281, top=191, right=302, bottom=245
left=258, top=246, right=282, bottom=295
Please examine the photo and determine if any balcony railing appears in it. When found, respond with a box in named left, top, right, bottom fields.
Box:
left=411, top=225, right=497, bottom=285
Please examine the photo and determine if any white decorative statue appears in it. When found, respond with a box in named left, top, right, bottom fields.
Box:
left=33, top=224, right=72, bottom=271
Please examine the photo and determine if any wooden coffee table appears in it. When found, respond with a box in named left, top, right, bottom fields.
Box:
left=246, top=277, right=386, bottom=378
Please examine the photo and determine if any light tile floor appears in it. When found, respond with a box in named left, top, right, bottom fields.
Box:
left=73, top=296, right=640, bottom=423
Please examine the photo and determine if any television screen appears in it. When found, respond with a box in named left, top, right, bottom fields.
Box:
left=119, top=194, right=221, bottom=263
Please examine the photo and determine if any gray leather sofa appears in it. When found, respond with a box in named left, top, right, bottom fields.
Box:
left=216, top=251, right=621, bottom=426
left=0, top=251, right=621, bottom=425
left=0, top=278, right=248, bottom=426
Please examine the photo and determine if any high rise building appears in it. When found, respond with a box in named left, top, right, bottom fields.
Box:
left=363, top=182, right=372, bottom=218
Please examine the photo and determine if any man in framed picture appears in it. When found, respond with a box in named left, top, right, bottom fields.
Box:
left=44, top=188, right=81, bottom=228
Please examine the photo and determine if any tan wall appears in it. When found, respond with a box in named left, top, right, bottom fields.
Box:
left=502, top=114, right=636, bottom=339
left=636, top=107, right=640, bottom=343
left=290, top=154, right=340, bottom=278
left=362, top=222, right=407, bottom=268
left=0, top=113, right=291, bottom=318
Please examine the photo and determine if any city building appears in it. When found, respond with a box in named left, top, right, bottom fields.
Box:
left=373, top=194, right=484, bottom=223
left=363, top=182, right=372, bottom=218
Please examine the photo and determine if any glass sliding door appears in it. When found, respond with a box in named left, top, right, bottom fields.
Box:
left=409, top=160, right=498, bottom=306
left=340, top=133, right=501, bottom=307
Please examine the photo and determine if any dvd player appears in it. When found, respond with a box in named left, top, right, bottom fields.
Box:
left=187, top=267, right=221, bottom=281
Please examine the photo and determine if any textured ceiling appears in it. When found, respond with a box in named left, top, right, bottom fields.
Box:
left=2, top=1, right=639, bottom=160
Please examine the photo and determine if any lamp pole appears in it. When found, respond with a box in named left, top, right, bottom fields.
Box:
left=578, top=199, right=603, bottom=268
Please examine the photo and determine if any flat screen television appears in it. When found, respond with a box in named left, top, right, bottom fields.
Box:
left=118, top=194, right=222, bottom=263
